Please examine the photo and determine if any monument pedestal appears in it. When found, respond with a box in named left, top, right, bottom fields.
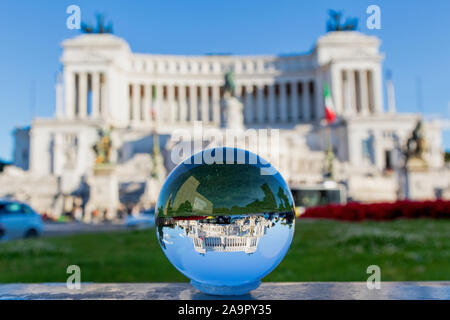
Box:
left=222, top=95, right=244, bottom=131
left=405, top=157, right=431, bottom=200
left=85, top=165, right=119, bottom=222
left=406, top=157, right=428, bottom=172
left=140, top=176, right=163, bottom=209
left=139, top=143, right=167, bottom=209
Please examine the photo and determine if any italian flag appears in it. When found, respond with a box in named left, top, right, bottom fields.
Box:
left=323, top=83, right=336, bottom=124
left=151, top=85, right=157, bottom=120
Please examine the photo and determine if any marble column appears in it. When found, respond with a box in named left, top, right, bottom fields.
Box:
left=155, top=83, right=163, bottom=125
left=132, top=83, right=140, bottom=122
left=64, top=71, right=75, bottom=119
left=52, top=133, right=63, bottom=176
left=55, top=75, right=63, bottom=119
left=330, top=66, right=343, bottom=115
left=168, top=84, right=175, bottom=123
left=256, top=84, right=264, bottom=124
left=212, top=85, right=220, bottom=125
left=314, top=76, right=324, bottom=121
left=279, top=81, right=288, bottom=123
left=290, top=81, right=299, bottom=123
left=347, top=70, right=357, bottom=115
left=302, top=80, right=311, bottom=122
left=144, top=84, right=151, bottom=123
left=359, top=70, right=370, bottom=116
left=373, top=131, right=383, bottom=171
left=268, top=84, right=276, bottom=124
left=179, top=85, right=187, bottom=123
left=91, top=72, right=100, bottom=119
left=297, top=83, right=304, bottom=121
left=235, top=84, right=242, bottom=97
left=372, top=66, right=383, bottom=113
left=99, top=73, right=107, bottom=117
left=78, top=72, right=88, bottom=118
left=189, top=85, right=197, bottom=122
left=201, top=85, right=209, bottom=123
left=245, top=85, right=254, bottom=124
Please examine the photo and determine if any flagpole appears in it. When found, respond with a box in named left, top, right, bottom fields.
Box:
left=323, top=83, right=335, bottom=181
left=324, top=122, right=334, bottom=181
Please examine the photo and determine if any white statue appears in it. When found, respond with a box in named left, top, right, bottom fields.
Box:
left=140, top=130, right=167, bottom=208
left=222, top=71, right=244, bottom=131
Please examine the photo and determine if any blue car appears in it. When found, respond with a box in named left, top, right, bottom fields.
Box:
left=0, top=201, right=43, bottom=241
left=124, top=208, right=155, bottom=229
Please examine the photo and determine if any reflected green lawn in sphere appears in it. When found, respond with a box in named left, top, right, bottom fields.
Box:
left=156, top=147, right=295, bottom=295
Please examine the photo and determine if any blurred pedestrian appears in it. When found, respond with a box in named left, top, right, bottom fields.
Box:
left=74, top=206, right=83, bottom=221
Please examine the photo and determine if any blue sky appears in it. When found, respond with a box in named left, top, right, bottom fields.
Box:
left=0, top=0, right=449, bottom=161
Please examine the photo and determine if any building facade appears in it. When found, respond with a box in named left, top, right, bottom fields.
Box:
left=2, top=30, right=449, bottom=217
left=177, top=216, right=272, bottom=254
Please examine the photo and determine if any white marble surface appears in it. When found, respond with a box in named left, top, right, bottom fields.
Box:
left=0, top=282, right=448, bottom=300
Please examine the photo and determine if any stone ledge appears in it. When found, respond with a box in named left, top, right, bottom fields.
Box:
left=0, top=282, right=449, bottom=300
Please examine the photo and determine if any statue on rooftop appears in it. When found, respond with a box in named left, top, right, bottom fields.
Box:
left=81, top=14, right=113, bottom=34
left=326, top=10, right=358, bottom=32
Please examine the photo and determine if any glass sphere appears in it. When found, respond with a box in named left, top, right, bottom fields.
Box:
left=155, top=147, right=295, bottom=295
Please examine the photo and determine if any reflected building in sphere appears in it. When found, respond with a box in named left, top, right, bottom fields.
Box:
left=2, top=22, right=449, bottom=218
left=177, top=215, right=272, bottom=254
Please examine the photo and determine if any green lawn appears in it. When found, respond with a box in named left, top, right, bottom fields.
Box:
left=0, top=219, right=449, bottom=283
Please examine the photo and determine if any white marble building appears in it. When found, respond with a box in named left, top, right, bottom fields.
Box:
left=177, top=216, right=272, bottom=254
left=3, top=30, right=449, bottom=217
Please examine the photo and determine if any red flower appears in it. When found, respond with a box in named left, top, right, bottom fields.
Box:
left=299, top=200, right=450, bottom=221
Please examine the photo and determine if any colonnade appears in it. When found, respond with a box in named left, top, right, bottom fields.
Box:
left=63, top=68, right=379, bottom=125
left=126, top=79, right=320, bottom=125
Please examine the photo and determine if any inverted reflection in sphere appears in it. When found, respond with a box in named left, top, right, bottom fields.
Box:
left=156, top=147, right=295, bottom=295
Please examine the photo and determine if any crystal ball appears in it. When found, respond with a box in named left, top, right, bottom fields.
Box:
left=155, top=147, right=295, bottom=295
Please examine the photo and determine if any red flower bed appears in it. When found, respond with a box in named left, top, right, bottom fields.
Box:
left=299, top=200, right=450, bottom=221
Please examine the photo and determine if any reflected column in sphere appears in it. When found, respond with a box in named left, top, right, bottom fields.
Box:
left=155, top=147, right=295, bottom=295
